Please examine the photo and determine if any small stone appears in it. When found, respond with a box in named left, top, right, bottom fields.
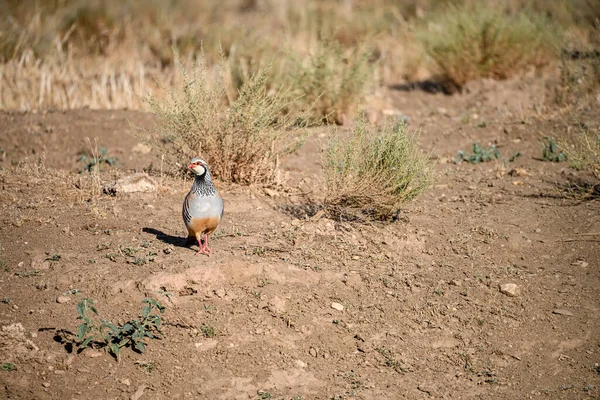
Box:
left=194, top=339, right=218, bottom=352
left=121, top=378, right=131, bottom=386
left=104, top=173, right=157, bottom=195
left=571, top=260, right=589, bottom=268
left=85, top=350, right=102, bottom=358
left=56, top=295, right=71, bottom=304
left=552, top=309, right=573, bottom=316
left=54, top=370, right=65, bottom=375
left=42, top=382, right=50, bottom=388
left=499, top=283, right=520, bottom=297
left=331, top=302, right=344, bottom=311
left=131, top=143, right=151, bottom=154
left=309, top=347, right=317, bottom=357
left=448, top=279, right=461, bottom=287
left=130, top=385, right=147, bottom=400
left=418, top=383, right=436, bottom=396
left=264, top=188, right=279, bottom=197
left=295, top=359, right=307, bottom=368
left=214, top=288, right=226, bottom=299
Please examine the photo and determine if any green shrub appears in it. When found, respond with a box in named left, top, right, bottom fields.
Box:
left=284, top=40, right=374, bottom=125
left=143, top=51, right=308, bottom=185
left=561, top=122, right=600, bottom=179
left=323, top=111, right=434, bottom=220
left=418, top=3, right=559, bottom=88
left=555, top=25, right=600, bottom=106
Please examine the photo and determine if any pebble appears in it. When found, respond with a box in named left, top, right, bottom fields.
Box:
left=121, top=378, right=131, bottom=387
left=54, top=370, right=65, bottom=375
left=552, top=309, right=574, bottom=316
left=331, top=302, right=344, bottom=311
left=42, top=382, right=50, bottom=388
left=214, top=288, right=226, bottom=299
left=130, top=385, right=147, bottom=400
left=56, top=295, right=71, bottom=304
left=499, top=283, right=520, bottom=297
left=85, top=350, right=103, bottom=358
left=309, top=347, right=317, bottom=357
left=571, top=260, right=589, bottom=268
left=418, top=383, right=435, bottom=395
left=264, top=188, right=279, bottom=197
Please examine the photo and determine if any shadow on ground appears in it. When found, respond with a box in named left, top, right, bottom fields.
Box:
left=143, top=227, right=189, bottom=248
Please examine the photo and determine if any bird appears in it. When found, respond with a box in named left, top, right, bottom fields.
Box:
left=182, top=157, right=224, bottom=255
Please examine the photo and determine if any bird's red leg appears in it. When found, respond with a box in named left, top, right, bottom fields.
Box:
left=195, top=234, right=210, bottom=256
left=203, top=234, right=212, bottom=254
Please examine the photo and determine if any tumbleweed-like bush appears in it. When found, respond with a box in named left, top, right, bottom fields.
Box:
left=323, top=111, right=434, bottom=220
left=144, top=52, right=308, bottom=185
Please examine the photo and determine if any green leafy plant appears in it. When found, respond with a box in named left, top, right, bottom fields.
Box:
left=200, top=324, right=216, bottom=338
left=541, top=137, right=568, bottom=162
left=73, top=294, right=165, bottom=360
left=0, top=362, right=16, bottom=371
left=77, top=147, right=118, bottom=173
left=455, top=143, right=500, bottom=164
left=323, top=111, right=434, bottom=220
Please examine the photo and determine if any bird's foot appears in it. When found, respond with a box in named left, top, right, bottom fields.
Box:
left=195, top=240, right=211, bottom=256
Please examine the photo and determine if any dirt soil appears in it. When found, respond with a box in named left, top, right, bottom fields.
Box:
left=0, top=78, right=599, bottom=400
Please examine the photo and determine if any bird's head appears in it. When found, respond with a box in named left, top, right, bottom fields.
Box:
left=188, top=157, right=209, bottom=176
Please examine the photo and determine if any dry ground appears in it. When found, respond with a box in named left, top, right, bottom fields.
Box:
left=0, top=79, right=599, bottom=399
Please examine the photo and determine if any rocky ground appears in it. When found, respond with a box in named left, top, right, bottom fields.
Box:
left=0, top=78, right=599, bottom=399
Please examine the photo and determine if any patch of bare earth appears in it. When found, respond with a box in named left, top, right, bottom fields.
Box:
left=0, top=79, right=599, bottom=399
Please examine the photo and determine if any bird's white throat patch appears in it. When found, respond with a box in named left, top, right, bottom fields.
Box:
left=191, top=165, right=206, bottom=176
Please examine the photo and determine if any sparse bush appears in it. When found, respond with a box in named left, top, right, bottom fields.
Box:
left=284, top=40, right=374, bottom=125
left=323, top=111, right=434, bottom=220
left=418, top=3, right=559, bottom=88
left=555, top=24, right=600, bottom=106
left=71, top=292, right=165, bottom=361
left=144, top=52, right=308, bottom=185
left=561, top=122, right=600, bottom=179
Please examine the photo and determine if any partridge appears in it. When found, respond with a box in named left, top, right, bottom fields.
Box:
left=182, top=158, right=224, bottom=255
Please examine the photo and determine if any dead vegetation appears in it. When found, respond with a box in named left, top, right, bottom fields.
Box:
left=143, top=53, right=308, bottom=185
left=1, top=0, right=596, bottom=116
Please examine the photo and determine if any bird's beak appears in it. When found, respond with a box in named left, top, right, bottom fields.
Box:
left=187, top=164, right=194, bottom=169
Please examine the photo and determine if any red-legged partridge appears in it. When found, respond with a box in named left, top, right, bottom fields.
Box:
left=182, top=158, right=224, bottom=255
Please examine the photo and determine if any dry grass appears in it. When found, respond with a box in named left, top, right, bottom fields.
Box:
left=417, top=2, right=560, bottom=88
left=0, top=0, right=597, bottom=114
left=562, top=121, right=600, bottom=180
left=555, top=24, right=600, bottom=107
left=323, top=111, right=434, bottom=220
left=143, top=53, right=308, bottom=185
left=283, top=40, right=375, bottom=125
